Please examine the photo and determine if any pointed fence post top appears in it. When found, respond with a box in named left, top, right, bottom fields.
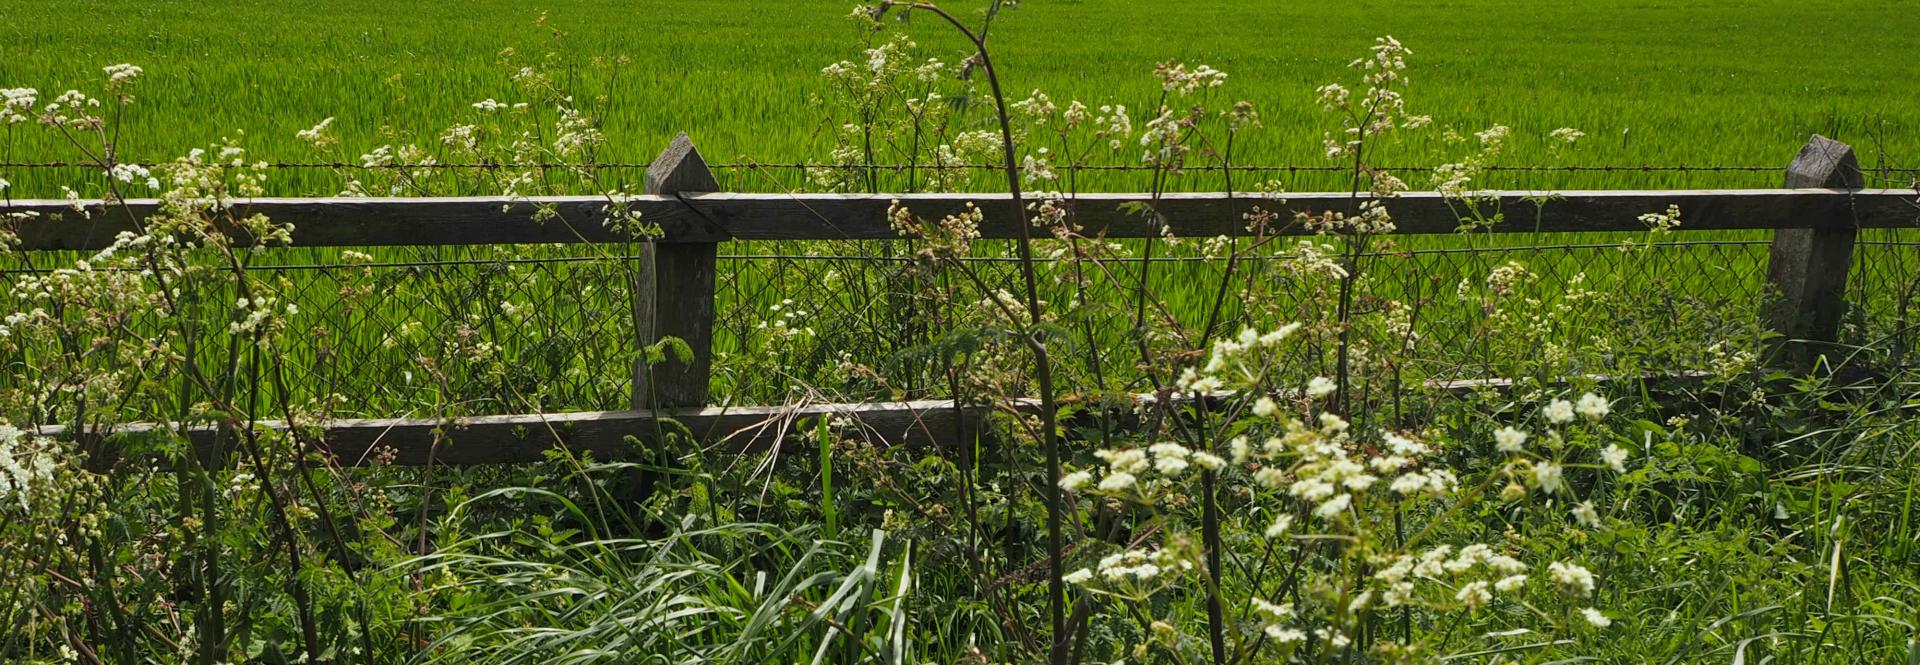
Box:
left=1785, top=134, right=1864, bottom=190
left=647, top=132, right=719, bottom=195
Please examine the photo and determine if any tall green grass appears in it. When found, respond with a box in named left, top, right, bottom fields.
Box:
left=2, top=0, right=1917, bottom=195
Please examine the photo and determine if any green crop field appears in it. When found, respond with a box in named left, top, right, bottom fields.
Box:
left=2, top=2, right=1919, bottom=664
left=3, top=0, right=1918, bottom=194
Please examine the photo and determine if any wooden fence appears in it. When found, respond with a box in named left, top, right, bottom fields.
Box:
left=10, top=134, right=1917, bottom=465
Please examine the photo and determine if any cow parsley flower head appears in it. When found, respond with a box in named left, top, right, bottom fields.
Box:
left=1264, top=514, right=1293, bottom=538
left=1582, top=607, right=1612, bottom=628
left=1252, top=396, right=1278, bottom=418
left=1454, top=580, right=1493, bottom=609
left=1543, top=399, right=1576, bottom=425
left=1313, top=493, right=1352, bottom=519
left=1494, top=426, right=1528, bottom=453
left=1305, top=376, right=1337, bottom=399
left=1575, top=393, right=1609, bottom=420
left=1572, top=501, right=1601, bottom=528
left=1548, top=561, right=1597, bottom=596
left=1097, top=472, right=1137, bottom=492
left=1533, top=462, right=1565, bottom=495
left=1600, top=444, right=1629, bottom=473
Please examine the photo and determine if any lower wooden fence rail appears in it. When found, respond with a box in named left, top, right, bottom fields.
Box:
left=36, top=372, right=1711, bottom=468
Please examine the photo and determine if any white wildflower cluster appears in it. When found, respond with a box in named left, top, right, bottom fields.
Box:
left=1094, top=104, right=1133, bottom=150
left=1020, top=147, right=1058, bottom=185
left=0, top=87, right=36, bottom=125
left=1433, top=124, right=1511, bottom=199
left=102, top=63, right=142, bottom=85
left=551, top=104, right=603, bottom=157
left=1060, top=441, right=1225, bottom=497
left=601, top=189, right=660, bottom=239
left=1027, top=191, right=1073, bottom=233
left=39, top=89, right=102, bottom=129
left=230, top=295, right=297, bottom=336
left=1704, top=341, right=1757, bottom=381
left=441, top=123, right=481, bottom=152
left=0, top=425, right=58, bottom=510
left=755, top=298, right=816, bottom=341
left=1011, top=89, right=1056, bottom=121
left=1280, top=240, right=1350, bottom=281
left=1637, top=204, right=1682, bottom=233
left=1550, top=127, right=1585, bottom=144
left=1368, top=543, right=1531, bottom=611
left=887, top=200, right=982, bottom=261
left=107, top=163, right=160, bottom=191
left=296, top=117, right=337, bottom=149
left=1137, top=107, right=1186, bottom=166
left=1622, top=204, right=1683, bottom=252
left=1299, top=197, right=1396, bottom=235
left=1489, top=393, right=1631, bottom=508
left=160, top=138, right=274, bottom=216
left=1484, top=260, right=1531, bottom=296
left=1321, top=37, right=1431, bottom=160
left=1179, top=323, right=1301, bottom=393
left=1153, top=62, right=1227, bottom=95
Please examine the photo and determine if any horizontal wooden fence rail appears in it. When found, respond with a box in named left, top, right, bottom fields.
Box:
left=6, top=187, right=1916, bottom=250
left=7, top=133, right=1917, bottom=463
left=36, top=372, right=1708, bottom=468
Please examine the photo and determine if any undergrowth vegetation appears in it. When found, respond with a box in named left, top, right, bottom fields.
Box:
left=0, top=2, right=1917, bottom=664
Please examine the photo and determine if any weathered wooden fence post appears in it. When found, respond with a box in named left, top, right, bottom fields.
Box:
left=632, top=133, right=720, bottom=408
left=1764, top=134, right=1864, bottom=369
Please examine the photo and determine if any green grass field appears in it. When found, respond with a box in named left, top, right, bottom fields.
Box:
left=3, top=0, right=1918, bottom=195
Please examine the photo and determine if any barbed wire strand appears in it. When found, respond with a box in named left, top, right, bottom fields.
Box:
left=5, top=160, right=1918, bottom=174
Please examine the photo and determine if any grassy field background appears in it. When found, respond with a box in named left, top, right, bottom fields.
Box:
left=2, top=0, right=1918, bottom=195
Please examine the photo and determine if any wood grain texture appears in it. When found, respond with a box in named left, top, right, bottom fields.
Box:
left=1766, top=135, right=1867, bottom=365
left=39, top=400, right=993, bottom=467
left=7, top=189, right=1915, bottom=249
left=39, top=372, right=1713, bottom=469
left=634, top=133, right=722, bottom=408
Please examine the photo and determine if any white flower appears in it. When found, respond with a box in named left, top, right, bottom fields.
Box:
left=1097, top=472, right=1137, bottom=491
left=1229, top=436, right=1250, bottom=464
left=1059, top=470, right=1093, bottom=492
left=1318, top=412, right=1349, bottom=433
left=1544, top=399, right=1576, bottom=425
left=1148, top=442, right=1190, bottom=459
left=1576, top=393, right=1610, bottom=420
left=103, top=63, right=143, bottom=83
left=1191, top=451, right=1225, bottom=470
left=1494, top=574, right=1528, bottom=592
left=1572, top=501, right=1601, bottom=528
left=1494, top=426, right=1528, bottom=453
left=1313, top=493, right=1352, bottom=519
left=1551, top=127, right=1586, bottom=144
left=1252, top=396, right=1278, bottom=417
left=1533, top=462, right=1565, bottom=495
left=1264, top=626, right=1306, bottom=643
left=1548, top=561, right=1597, bottom=596
left=1454, top=580, right=1492, bottom=609
left=1581, top=607, right=1612, bottom=628
left=1154, top=456, right=1190, bottom=475
left=1062, top=568, right=1093, bottom=585
left=1601, top=444, right=1629, bottom=473
left=1264, top=514, right=1293, bottom=538
left=1306, top=376, right=1337, bottom=399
